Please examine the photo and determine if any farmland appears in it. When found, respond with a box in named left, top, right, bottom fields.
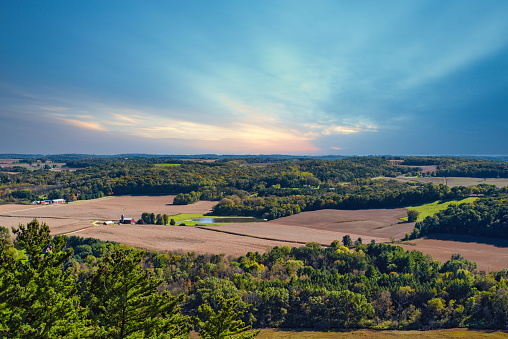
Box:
left=0, top=158, right=69, bottom=171
left=391, top=175, right=508, bottom=187
left=1, top=195, right=507, bottom=271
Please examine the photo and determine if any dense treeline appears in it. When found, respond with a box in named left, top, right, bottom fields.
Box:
left=2, top=219, right=508, bottom=338
left=0, top=157, right=414, bottom=205
left=409, top=197, right=508, bottom=240
left=213, top=182, right=506, bottom=220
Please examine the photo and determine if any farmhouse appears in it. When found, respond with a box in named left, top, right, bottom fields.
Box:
left=103, top=221, right=114, bottom=225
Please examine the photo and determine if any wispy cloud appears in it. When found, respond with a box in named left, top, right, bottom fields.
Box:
left=59, top=118, right=108, bottom=132
left=304, top=121, right=378, bottom=136
left=109, top=113, right=143, bottom=126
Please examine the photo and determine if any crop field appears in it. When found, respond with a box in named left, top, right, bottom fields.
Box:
left=391, top=176, right=508, bottom=187
left=78, top=223, right=304, bottom=256
left=0, top=158, right=70, bottom=171
left=398, top=164, right=438, bottom=174
left=399, top=234, right=508, bottom=272
left=210, top=208, right=414, bottom=245
left=0, top=196, right=217, bottom=235
left=1, top=196, right=506, bottom=271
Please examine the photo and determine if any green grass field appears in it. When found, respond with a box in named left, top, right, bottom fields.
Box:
left=402, top=197, right=478, bottom=221
left=256, top=329, right=508, bottom=338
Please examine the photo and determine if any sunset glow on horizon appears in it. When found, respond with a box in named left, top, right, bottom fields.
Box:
left=1, top=1, right=508, bottom=155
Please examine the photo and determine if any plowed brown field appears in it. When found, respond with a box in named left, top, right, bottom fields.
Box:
left=1, top=196, right=506, bottom=271
left=399, top=234, right=508, bottom=272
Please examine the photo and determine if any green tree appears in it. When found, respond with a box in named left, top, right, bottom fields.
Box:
left=155, top=214, right=163, bottom=225
left=141, top=212, right=155, bottom=224
left=342, top=235, right=353, bottom=247
left=0, top=225, right=11, bottom=249
left=162, top=214, right=170, bottom=225
left=1, top=219, right=89, bottom=338
left=195, top=296, right=258, bottom=339
left=407, top=210, right=420, bottom=222
left=83, top=247, right=190, bottom=338
left=325, top=290, right=374, bottom=328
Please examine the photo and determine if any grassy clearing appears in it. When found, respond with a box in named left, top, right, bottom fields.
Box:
left=256, top=329, right=508, bottom=338
left=403, top=197, right=478, bottom=221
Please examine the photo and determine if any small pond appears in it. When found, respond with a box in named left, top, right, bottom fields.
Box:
left=189, top=217, right=264, bottom=223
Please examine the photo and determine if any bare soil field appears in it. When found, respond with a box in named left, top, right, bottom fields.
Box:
left=77, top=224, right=305, bottom=256
left=264, top=208, right=415, bottom=239
left=445, top=177, right=508, bottom=187
left=202, top=223, right=388, bottom=245
left=2, top=197, right=507, bottom=271
left=399, top=164, right=438, bottom=173
left=0, top=196, right=216, bottom=235
left=399, top=234, right=508, bottom=272
left=208, top=208, right=414, bottom=245
left=389, top=160, right=438, bottom=174
left=0, top=204, right=42, bottom=213
left=0, top=159, right=22, bottom=165
left=0, top=158, right=72, bottom=171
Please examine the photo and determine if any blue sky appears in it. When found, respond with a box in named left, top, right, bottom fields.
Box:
left=1, top=1, right=508, bottom=155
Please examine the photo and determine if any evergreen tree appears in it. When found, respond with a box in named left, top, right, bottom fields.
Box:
left=83, top=247, right=190, bottom=338
left=342, top=235, right=353, bottom=247
left=195, top=296, right=258, bottom=339
left=1, top=219, right=89, bottom=338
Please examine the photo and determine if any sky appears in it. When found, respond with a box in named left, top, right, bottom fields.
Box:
left=1, top=1, right=508, bottom=156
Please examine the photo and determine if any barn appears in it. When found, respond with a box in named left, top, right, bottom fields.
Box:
left=119, top=215, right=136, bottom=224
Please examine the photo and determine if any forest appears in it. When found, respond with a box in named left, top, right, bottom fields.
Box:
left=1, top=219, right=507, bottom=338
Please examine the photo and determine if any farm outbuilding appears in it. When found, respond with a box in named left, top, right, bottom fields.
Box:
left=32, top=199, right=67, bottom=204
left=119, top=215, right=136, bottom=224
left=52, top=199, right=66, bottom=204
left=103, top=221, right=114, bottom=225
